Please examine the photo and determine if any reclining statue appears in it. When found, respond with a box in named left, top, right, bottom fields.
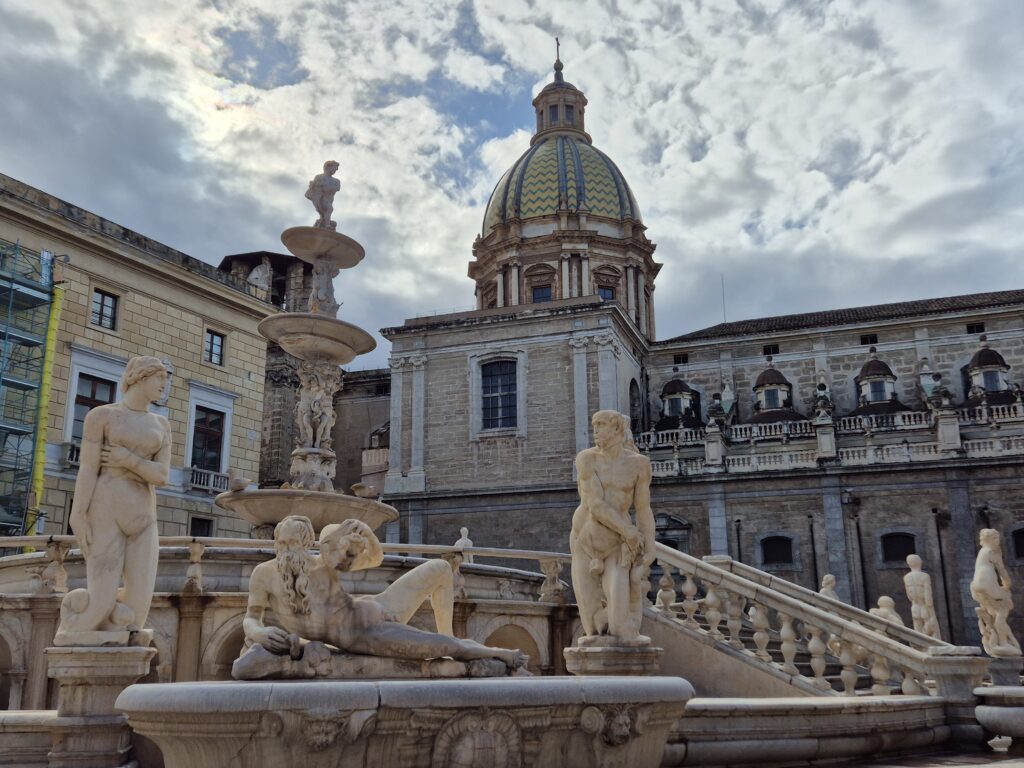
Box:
left=235, top=515, right=528, bottom=678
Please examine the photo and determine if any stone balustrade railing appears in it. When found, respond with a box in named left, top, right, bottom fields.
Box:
left=957, top=402, right=1024, bottom=425
left=726, top=421, right=816, bottom=441
left=652, top=544, right=988, bottom=697
left=186, top=466, right=230, bottom=494
left=0, top=535, right=572, bottom=604
left=962, top=436, right=1024, bottom=458
left=836, top=411, right=933, bottom=433
left=724, top=450, right=817, bottom=472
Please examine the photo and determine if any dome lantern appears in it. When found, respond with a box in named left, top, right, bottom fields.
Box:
left=531, top=47, right=590, bottom=145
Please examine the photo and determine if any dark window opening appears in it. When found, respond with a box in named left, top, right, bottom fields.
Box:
left=764, top=389, right=781, bottom=409
left=204, top=330, right=225, bottom=365
left=548, top=104, right=559, bottom=126
left=881, top=532, right=916, bottom=563
left=189, top=516, right=213, bottom=538
left=860, top=333, right=878, bottom=346
left=967, top=322, right=985, bottom=334
left=763, top=343, right=779, bottom=356
left=532, top=284, right=552, bottom=303
left=191, top=405, right=225, bottom=472
left=869, top=380, right=887, bottom=402
left=673, top=353, right=689, bottom=365
left=761, top=536, right=794, bottom=566
left=598, top=286, right=615, bottom=301
left=91, top=289, right=118, bottom=330
left=73, top=374, right=116, bottom=442
left=482, top=360, right=517, bottom=429
left=983, top=371, right=1001, bottom=391
left=1014, top=529, right=1024, bottom=560
left=565, top=104, right=575, bottom=124
left=667, top=398, right=683, bottom=416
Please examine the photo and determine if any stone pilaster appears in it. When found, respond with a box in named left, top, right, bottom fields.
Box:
left=172, top=594, right=207, bottom=682
left=407, top=354, right=427, bottom=491
left=384, top=357, right=406, bottom=495
left=561, top=256, right=571, bottom=299
left=570, top=337, right=591, bottom=456
left=821, top=478, right=854, bottom=604
left=707, top=484, right=728, bottom=555
left=595, top=334, right=620, bottom=411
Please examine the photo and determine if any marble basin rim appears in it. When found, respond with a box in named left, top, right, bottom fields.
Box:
left=974, top=685, right=1024, bottom=751
left=280, top=226, right=365, bottom=268
left=215, top=488, right=398, bottom=533
left=257, top=313, right=375, bottom=365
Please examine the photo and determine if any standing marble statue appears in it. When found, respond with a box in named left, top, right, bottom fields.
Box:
left=570, top=410, right=656, bottom=642
left=55, top=356, right=172, bottom=646
left=236, top=515, right=527, bottom=677
left=971, top=528, right=1022, bottom=657
left=819, top=574, right=840, bottom=601
left=869, top=596, right=906, bottom=626
left=455, top=526, right=474, bottom=564
left=305, top=159, right=341, bottom=230
left=904, top=554, right=942, bottom=640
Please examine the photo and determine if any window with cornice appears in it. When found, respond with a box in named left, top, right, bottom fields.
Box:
left=481, top=360, right=517, bottom=429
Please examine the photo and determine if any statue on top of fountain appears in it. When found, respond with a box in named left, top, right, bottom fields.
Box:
left=234, top=515, right=528, bottom=679
left=305, top=160, right=341, bottom=231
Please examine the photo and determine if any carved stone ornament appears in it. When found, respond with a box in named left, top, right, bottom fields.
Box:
left=295, top=708, right=376, bottom=751
left=431, top=709, right=522, bottom=768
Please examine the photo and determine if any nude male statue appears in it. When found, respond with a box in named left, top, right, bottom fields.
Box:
left=241, top=515, right=526, bottom=670
left=971, top=528, right=1021, bottom=657
left=570, top=410, right=656, bottom=642
left=305, top=160, right=341, bottom=230
left=904, top=554, right=941, bottom=640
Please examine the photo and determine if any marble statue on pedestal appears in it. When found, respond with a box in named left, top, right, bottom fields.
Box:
left=455, top=526, right=474, bottom=564
left=570, top=410, right=656, bottom=643
left=971, top=528, right=1022, bottom=657
left=235, top=515, right=527, bottom=678
left=304, top=160, right=341, bottom=230
left=819, top=574, right=840, bottom=601
left=904, top=554, right=942, bottom=640
left=869, top=596, right=905, bottom=626
left=54, top=356, right=172, bottom=646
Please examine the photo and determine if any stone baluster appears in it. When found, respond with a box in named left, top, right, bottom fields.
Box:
left=656, top=565, right=677, bottom=618
left=870, top=654, right=892, bottom=696
left=538, top=558, right=567, bottom=603
left=748, top=602, right=772, bottom=661
left=725, top=591, right=745, bottom=649
left=806, top=626, right=831, bottom=690
left=838, top=641, right=860, bottom=695
left=680, top=574, right=699, bottom=628
left=901, top=668, right=925, bottom=696
left=184, top=540, right=206, bottom=594
left=778, top=613, right=798, bottom=674
left=703, top=584, right=723, bottom=640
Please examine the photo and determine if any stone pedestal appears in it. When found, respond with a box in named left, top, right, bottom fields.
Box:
left=975, top=686, right=1024, bottom=755
left=988, top=656, right=1023, bottom=686
left=45, top=646, right=155, bottom=768
left=564, top=636, right=664, bottom=676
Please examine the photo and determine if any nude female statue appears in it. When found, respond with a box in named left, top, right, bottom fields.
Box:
left=55, top=356, right=172, bottom=645
left=240, top=516, right=527, bottom=672
left=971, top=528, right=1022, bottom=657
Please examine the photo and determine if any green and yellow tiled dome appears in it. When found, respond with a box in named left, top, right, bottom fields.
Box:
left=482, top=135, right=642, bottom=235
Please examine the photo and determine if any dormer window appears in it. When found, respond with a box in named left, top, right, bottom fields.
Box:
left=667, top=398, right=683, bottom=416
left=983, top=370, right=1002, bottom=391
left=763, top=389, right=781, bottom=409
left=869, top=380, right=887, bottom=402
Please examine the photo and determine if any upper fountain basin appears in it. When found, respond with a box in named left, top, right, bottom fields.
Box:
left=281, top=227, right=365, bottom=269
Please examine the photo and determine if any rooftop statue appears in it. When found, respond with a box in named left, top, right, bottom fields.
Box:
left=570, top=410, right=656, bottom=643
left=971, top=528, right=1022, bottom=657
left=55, top=356, right=172, bottom=646
left=305, top=160, right=341, bottom=230
left=235, top=515, right=528, bottom=678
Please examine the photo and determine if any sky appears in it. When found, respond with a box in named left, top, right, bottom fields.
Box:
left=1, top=0, right=1022, bottom=370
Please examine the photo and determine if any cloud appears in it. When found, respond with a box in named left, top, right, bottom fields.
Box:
left=0, top=0, right=1021, bottom=372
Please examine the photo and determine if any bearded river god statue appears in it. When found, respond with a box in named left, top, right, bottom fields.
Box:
left=234, top=515, right=529, bottom=679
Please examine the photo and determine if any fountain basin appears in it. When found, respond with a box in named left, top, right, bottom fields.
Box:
left=117, top=676, right=694, bottom=768
left=281, top=226, right=365, bottom=268
left=258, top=313, right=375, bottom=364
left=215, top=489, right=398, bottom=534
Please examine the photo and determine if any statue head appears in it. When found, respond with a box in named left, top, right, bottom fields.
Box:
left=121, top=356, right=168, bottom=402
left=274, top=515, right=315, bottom=614
left=320, top=518, right=383, bottom=572
left=460, top=527, right=469, bottom=538
left=906, top=553, right=923, bottom=570
left=878, top=596, right=896, bottom=610
left=324, top=160, right=339, bottom=175
left=592, top=410, right=630, bottom=451
left=821, top=574, right=836, bottom=589
left=980, top=528, right=1002, bottom=550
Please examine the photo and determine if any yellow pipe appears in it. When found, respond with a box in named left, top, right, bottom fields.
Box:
left=26, top=282, right=63, bottom=537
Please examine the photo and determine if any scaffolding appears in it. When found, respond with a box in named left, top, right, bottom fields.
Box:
left=0, top=239, right=54, bottom=534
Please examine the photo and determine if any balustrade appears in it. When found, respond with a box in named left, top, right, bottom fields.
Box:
left=187, top=466, right=230, bottom=494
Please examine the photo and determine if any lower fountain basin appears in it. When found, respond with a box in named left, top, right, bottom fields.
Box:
left=258, top=313, right=375, bottom=364
left=214, top=489, right=398, bottom=534
left=117, top=677, right=694, bottom=768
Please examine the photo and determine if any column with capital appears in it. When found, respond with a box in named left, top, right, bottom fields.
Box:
left=496, top=268, right=505, bottom=307
left=570, top=336, right=591, bottom=456
left=595, top=334, right=621, bottom=411
left=407, top=354, right=427, bottom=491
left=626, top=265, right=637, bottom=321
left=581, top=255, right=591, bottom=295
left=638, top=276, right=649, bottom=336
left=509, top=262, right=521, bottom=305
left=384, top=356, right=406, bottom=495
left=561, top=255, right=571, bottom=298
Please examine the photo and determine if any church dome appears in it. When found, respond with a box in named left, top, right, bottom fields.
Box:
left=481, top=136, right=642, bottom=236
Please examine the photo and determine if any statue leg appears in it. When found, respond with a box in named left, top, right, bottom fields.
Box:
left=570, top=545, right=602, bottom=636
left=121, top=521, right=159, bottom=631
left=67, top=519, right=125, bottom=631
left=602, top=554, right=631, bottom=639
left=349, top=621, right=526, bottom=669
left=374, top=559, right=455, bottom=634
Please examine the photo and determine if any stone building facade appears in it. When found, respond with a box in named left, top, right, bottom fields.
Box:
left=0, top=173, right=292, bottom=538
left=334, top=59, right=1024, bottom=647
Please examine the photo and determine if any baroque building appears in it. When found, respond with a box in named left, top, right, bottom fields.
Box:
left=335, top=58, right=1024, bottom=648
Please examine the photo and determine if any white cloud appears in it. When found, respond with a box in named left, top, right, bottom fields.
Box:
left=443, top=48, right=505, bottom=90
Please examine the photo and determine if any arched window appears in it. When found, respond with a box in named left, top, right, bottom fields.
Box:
left=761, top=536, right=794, bottom=566
left=481, top=360, right=517, bottom=429
left=881, top=532, right=916, bottom=563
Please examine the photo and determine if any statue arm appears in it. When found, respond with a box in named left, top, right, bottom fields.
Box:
left=575, top=453, right=637, bottom=539
left=119, top=419, right=172, bottom=486
left=633, top=458, right=656, bottom=566
left=243, top=567, right=291, bottom=653
left=69, top=409, right=105, bottom=547
left=995, top=552, right=1013, bottom=589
